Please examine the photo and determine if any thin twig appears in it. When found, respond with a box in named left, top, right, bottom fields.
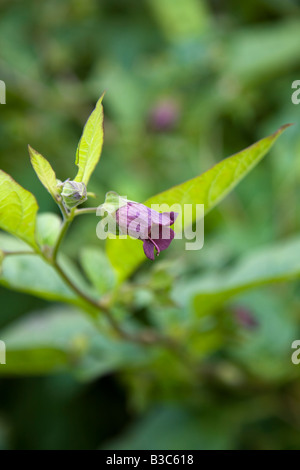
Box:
left=74, top=207, right=98, bottom=216
left=3, top=250, right=37, bottom=256
left=52, top=258, right=178, bottom=347
left=52, top=207, right=75, bottom=261
left=52, top=259, right=133, bottom=339
left=57, top=198, right=69, bottom=220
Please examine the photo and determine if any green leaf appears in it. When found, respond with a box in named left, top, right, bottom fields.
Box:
left=28, top=145, right=59, bottom=200
left=226, top=20, right=300, bottom=85
left=80, top=247, right=116, bottom=295
left=0, top=306, right=146, bottom=377
left=0, top=232, right=33, bottom=252
left=36, top=212, right=61, bottom=247
left=1, top=255, right=75, bottom=302
left=149, top=0, right=209, bottom=42
left=0, top=306, right=98, bottom=375
left=228, top=291, right=297, bottom=381
left=103, top=405, right=236, bottom=450
left=0, top=233, right=99, bottom=304
left=106, top=124, right=291, bottom=281
left=0, top=170, right=39, bottom=250
left=174, top=236, right=300, bottom=315
left=74, top=94, right=104, bottom=186
left=0, top=233, right=76, bottom=302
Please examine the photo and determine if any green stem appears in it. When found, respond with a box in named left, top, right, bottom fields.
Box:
left=51, top=253, right=177, bottom=346
left=52, top=207, right=75, bottom=261
left=74, top=207, right=98, bottom=216
left=57, top=198, right=69, bottom=219
left=52, top=258, right=162, bottom=344
left=3, top=250, right=37, bottom=256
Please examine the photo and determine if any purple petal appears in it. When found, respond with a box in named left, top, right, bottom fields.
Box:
left=143, top=239, right=155, bottom=260
left=150, top=210, right=178, bottom=226
left=151, top=228, right=175, bottom=252
left=117, top=203, right=152, bottom=239
left=149, top=223, right=176, bottom=241
left=163, top=211, right=178, bottom=226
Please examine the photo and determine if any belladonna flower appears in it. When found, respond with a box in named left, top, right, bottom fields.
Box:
left=101, top=192, right=178, bottom=260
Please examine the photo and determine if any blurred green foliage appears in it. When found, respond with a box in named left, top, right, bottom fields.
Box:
left=1, top=0, right=300, bottom=450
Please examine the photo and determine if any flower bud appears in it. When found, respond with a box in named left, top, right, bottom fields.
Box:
left=61, top=180, right=87, bottom=209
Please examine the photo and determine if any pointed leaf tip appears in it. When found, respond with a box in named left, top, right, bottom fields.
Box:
left=28, top=145, right=58, bottom=200
left=74, top=94, right=105, bottom=186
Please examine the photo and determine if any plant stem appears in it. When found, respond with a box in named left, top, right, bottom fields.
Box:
left=52, top=258, right=158, bottom=344
left=74, top=207, right=98, bottom=216
left=51, top=256, right=178, bottom=347
left=57, top=198, right=69, bottom=219
left=52, top=207, right=75, bottom=261
left=53, top=259, right=107, bottom=312
left=3, top=250, right=37, bottom=256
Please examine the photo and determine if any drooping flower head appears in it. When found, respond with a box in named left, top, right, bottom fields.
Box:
left=101, top=192, right=178, bottom=260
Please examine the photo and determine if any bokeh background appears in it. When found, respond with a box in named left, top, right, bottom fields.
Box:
left=1, top=0, right=300, bottom=449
